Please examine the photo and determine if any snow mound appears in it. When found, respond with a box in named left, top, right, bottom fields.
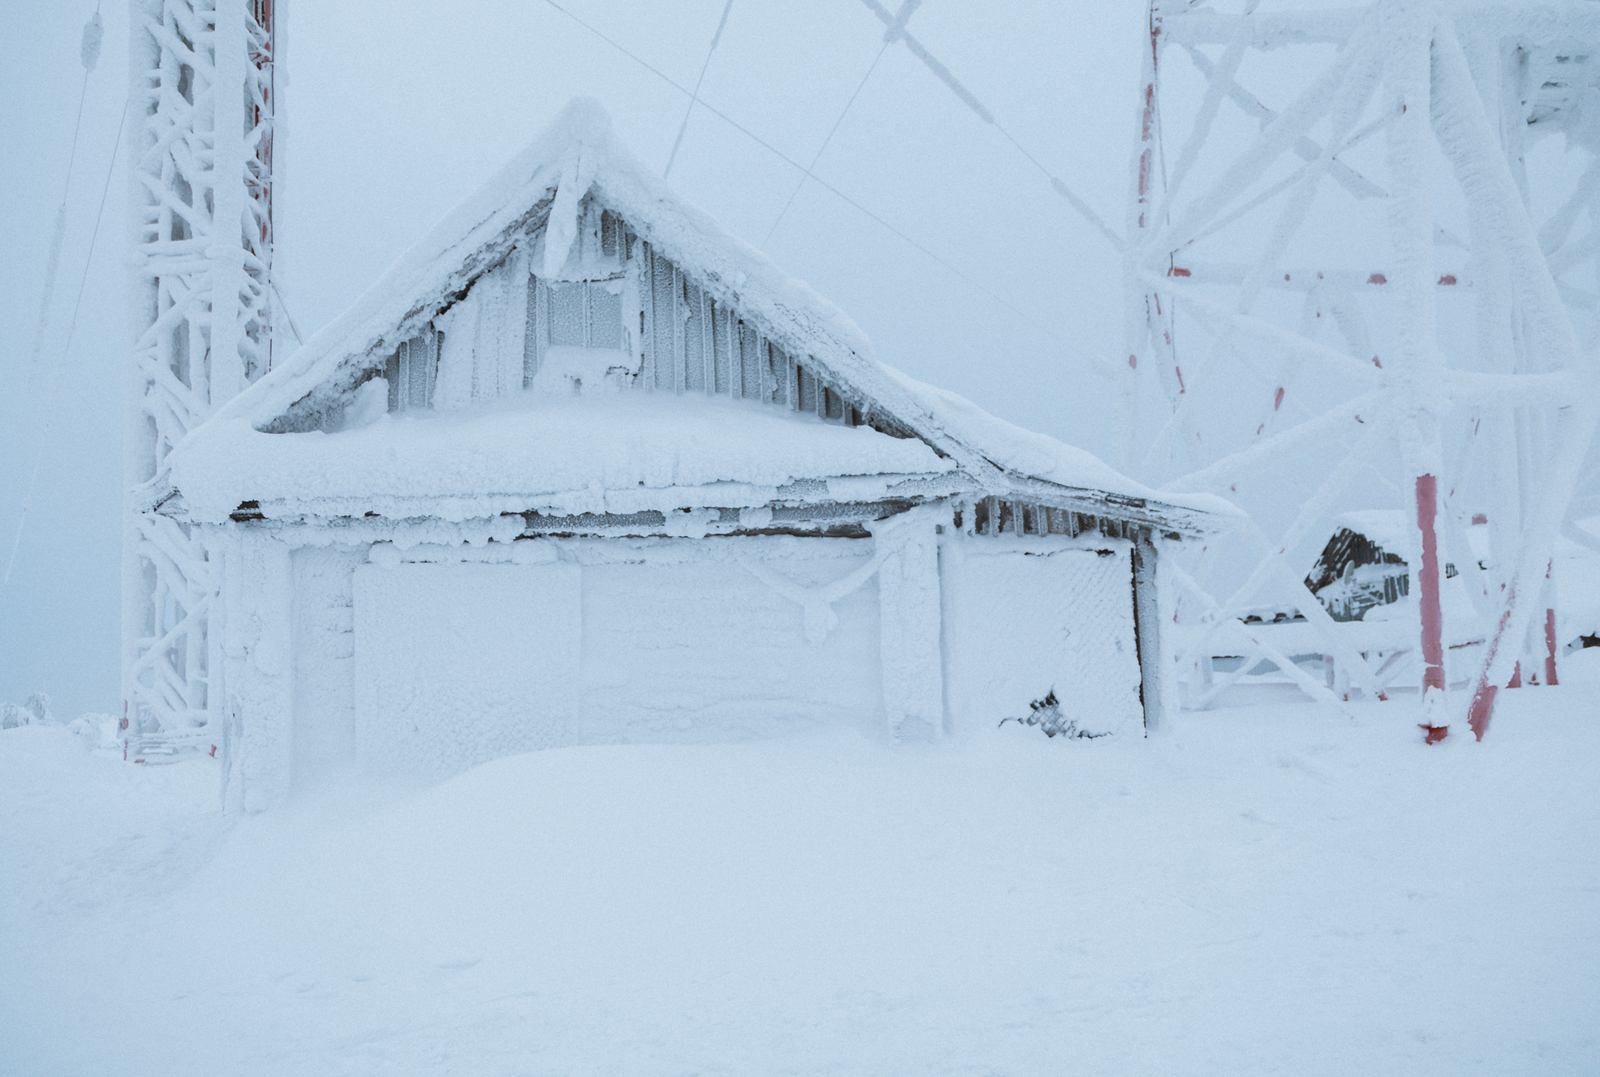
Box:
left=4, top=699, right=1599, bottom=1075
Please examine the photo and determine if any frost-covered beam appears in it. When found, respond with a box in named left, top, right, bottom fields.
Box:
left=871, top=507, right=945, bottom=740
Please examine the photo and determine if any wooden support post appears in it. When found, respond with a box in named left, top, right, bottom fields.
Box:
left=872, top=509, right=945, bottom=740
left=1130, top=528, right=1164, bottom=733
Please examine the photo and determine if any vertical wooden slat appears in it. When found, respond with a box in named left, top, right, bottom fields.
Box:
left=701, top=290, right=716, bottom=395
left=672, top=266, right=686, bottom=394
left=640, top=243, right=654, bottom=388
left=739, top=321, right=760, bottom=400
left=522, top=272, right=539, bottom=387
left=727, top=310, right=743, bottom=398
left=385, top=353, right=400, bottom=412
left=785, top=349, right=797, bottom=410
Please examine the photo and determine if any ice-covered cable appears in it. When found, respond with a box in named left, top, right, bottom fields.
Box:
left=4, top=97, right=126, bottom=592
left=856, top=0, right=1123, bottom=251
left=535, top=0, right=1052, bottom=330
left=24, top=11, right=104, bottom=387
left=663, top=0, right=736, bottom=180
left=762, top=42, right=888, bottom=245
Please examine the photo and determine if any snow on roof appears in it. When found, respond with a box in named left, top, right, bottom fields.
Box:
left=171, top=391, right=957, bottom=524
left=179, top=97, right=1235, bottom=536
left=884, top=368, right=1199, bottom=507
left=212, top=98, right=938, bottom=445
left=1333, top=510, right=1412, bottom=556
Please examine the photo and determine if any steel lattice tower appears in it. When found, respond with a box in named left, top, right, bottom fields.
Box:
left=1126, top=0, right=1600, bottom=736
left=123, top=0, right=277, bottom=747
left=1121, top=0, right=1600, bottom=737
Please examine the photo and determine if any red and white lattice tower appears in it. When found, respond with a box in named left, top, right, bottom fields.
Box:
left=1121, top=0, right=1600, bottom=738
left=123, top=0, right=278, bottom=745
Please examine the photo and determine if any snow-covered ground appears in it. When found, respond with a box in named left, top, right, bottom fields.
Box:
left=4, top=666, right=1599, bottom=1076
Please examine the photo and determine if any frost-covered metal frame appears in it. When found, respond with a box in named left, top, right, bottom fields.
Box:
left=124, top=0, right=277, bottom=738
left=1123, top=0, right=1600, bottom=737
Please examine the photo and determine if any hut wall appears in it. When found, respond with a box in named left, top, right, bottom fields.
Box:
left=336, top=536, right=885, bottom=780
left=290, top=545, right=366, bottom=785
left=939, top=534, right=1144, bottom=739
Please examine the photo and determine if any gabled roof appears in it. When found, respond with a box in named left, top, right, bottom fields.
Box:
left=185, top=98, right=1237, bottom=537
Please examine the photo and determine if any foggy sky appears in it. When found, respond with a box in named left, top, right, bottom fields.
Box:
left=0, top=1, right=1144, bottom=717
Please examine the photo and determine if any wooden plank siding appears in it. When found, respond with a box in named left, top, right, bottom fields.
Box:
left=381, top=205, right=871, bottom=432
left=956, top=495, right=1152, bottom=544
left=384, top=328, right=440, bottom=412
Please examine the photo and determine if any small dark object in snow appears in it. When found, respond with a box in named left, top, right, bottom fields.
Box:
left=1580, top=633, right=1600, bottom=649
left=999, top=690, right=1109, bottom=740
left=1418, top=723, right=1449, bottom=745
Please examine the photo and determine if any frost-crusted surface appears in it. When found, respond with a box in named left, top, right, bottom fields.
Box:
left=171, top=392, right=954, bottom=523
left=885, top=366, right=1242, bottom=523
left=206, top=99, right=948, bottom=457
left=348, top=542, right=886, bottom=780
left=173, top=98, right=1229, bottom=536
left=941, top=537, right=1144, bottom=737
left=8, top=680, right=1599, bottom=1076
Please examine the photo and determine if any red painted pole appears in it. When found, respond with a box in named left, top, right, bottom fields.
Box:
left=1416, top=473, right=1448, bottom=742
left=1544, top=606, right=1560, bottom=686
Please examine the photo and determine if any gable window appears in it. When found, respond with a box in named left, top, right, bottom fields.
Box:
left=379, top=200, right=867, bottom=427
left=524, top=206, right=631, bottom=385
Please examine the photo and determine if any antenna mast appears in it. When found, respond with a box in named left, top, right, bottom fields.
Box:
left=123, top=0, right=279, bottom=746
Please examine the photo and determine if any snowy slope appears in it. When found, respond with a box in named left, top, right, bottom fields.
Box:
left=3, top=676, right=1598, bottom=1076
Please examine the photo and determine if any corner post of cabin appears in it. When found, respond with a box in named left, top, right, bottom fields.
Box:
left=869, top=504, right=946, bottom=740
left=1130, top=526, right=1164, bottom=734
left=219, top=525, right=295, bottom=810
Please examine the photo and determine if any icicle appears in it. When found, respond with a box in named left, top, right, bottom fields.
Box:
left=543, top=153, right=591, bottom=279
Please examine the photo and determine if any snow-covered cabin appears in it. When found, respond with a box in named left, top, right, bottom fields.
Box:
left=164, top=100, right=1233, bottom=807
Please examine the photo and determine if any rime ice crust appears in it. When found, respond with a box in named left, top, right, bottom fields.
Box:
left=167, top=97, right=1232, bottom=538
left=171, top=392, right=954, bottom=524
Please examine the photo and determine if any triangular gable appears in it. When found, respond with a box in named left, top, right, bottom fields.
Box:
left=190, top=98, right=1235, bottom=537
left=232, top=100, right=960, bottom=461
